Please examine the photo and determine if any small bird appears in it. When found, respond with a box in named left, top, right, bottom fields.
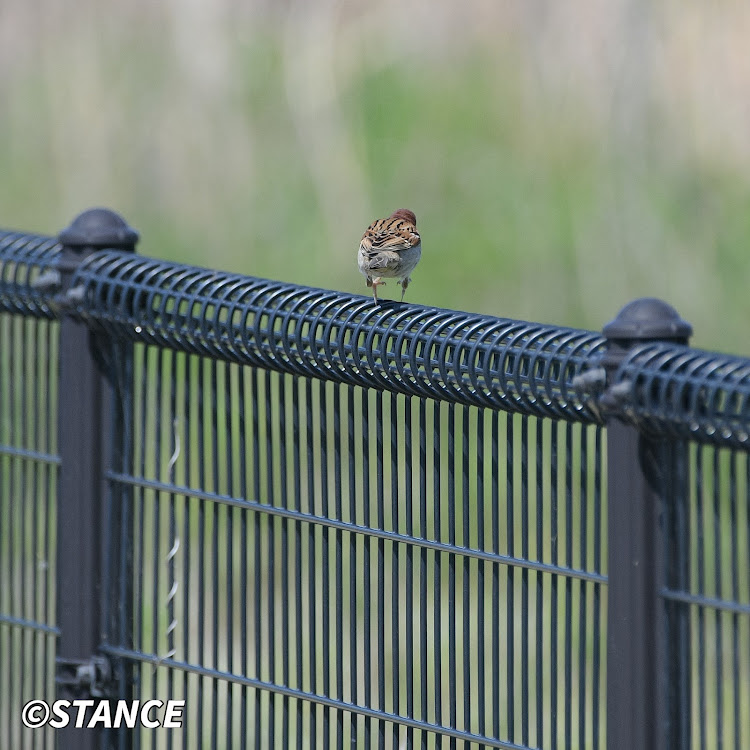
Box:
left=358, top=209, right=421, bottom=303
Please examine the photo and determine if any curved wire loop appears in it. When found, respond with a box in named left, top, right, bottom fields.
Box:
left=614, top=343, right=750, bottom=448
left=0, top=230, right=61, bottom=318
left=4, top=232, right=749, bottom=444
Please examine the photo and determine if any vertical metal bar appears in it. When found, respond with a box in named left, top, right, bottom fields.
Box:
left=550, top=420, right=558, bottom=750
left=6, top=317, right=18, bottom=750
left=12, top=314, right=20, bottom=750
left=23, top=319, right=33, bottom=749
left=405, top=395, right=414, bottom=744
left=696, top=443, right=707, bottom=750
left=294, top=377, right=304, bottom=748
left=520, top=415, right=529, bottom=747
left=592, top=425, right=603, bottom=749
left=116, top=321, right=136, bottom=750
left=27, top=319, right=37, bottom=750
left=277, top=372, right=289, bottom=747
left=333, top=384, right=344, bottom=748
left=195, top=357, right=208, bottom=748
left=476, top=408, right=486, bottom=748
left=55, top=209, right=137, bottom=750
left=306, top=377, right=317, bottom=746
left=26, top=319, right=35, bottom=750
left=447, top=403, right=457, bottom=749
left=578, top=424, right=588, bottom=749
left=251, top=366, right=262, bottom=748
left=166, top=350, right=178, bottom=750
left=535, top=418, right=543, bottom=750
left=361, top=387, right=371, bottom=748
left=505, top=412, right=514, bottom=744
left=133, top=346, right=147, bottom=750
left=36, top=317, right=50, bottom=750
left=29, top=318, right=41, bottom=750
left=19, top=316, right=28, bottom=743
left=46, top=321, right=57, bottom=750
left=461, top=406, right=471, bottom=738
left=729, top=452, right=740, bottom=750
left=376, top=391, right=386, bottom=750
left=0, top=316, right=7, bottom=750
left=744, top=453, right=750, bottom=750
left=225, top=362, right=236, bottom=750
left=210, top=358, right=220, bottom=749
left=664, top=439, right=691, bottom=750
left=152, top=347, right=163, bottom=729
left=348, top=385, right=359, bottom=748
left=712, top=448, right=723, bottom=750
left=564, top=421, right=573, bottom=750
left=292, top=377, right=304, bottom=747
left=264, top=369, right=276, bottom=744
left=490, top=410, right=499, bottom=744
left=390, top=392, right=401, bottom=747
left=6, top=316, right=17, bottom=750
left=183, top=355, right=194, bottom=750
left=433, top=402, right=443, bottom=735
left=605, top=421, right=669, bottom=750
left=1, top=315, right=10, bottom=749
left=319, top=378, right=330, bottom=749
left=603, top=298, right=693, bottom=750
left=419, top=397, right=428, bottom=749
left=106, top=265, right=136, bottom=750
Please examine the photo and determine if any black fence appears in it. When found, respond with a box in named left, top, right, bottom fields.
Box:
left=0, top=208, right=748, bottom=750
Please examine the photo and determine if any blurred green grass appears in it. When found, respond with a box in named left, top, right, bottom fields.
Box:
left=1, top=3, right=749, bottom=352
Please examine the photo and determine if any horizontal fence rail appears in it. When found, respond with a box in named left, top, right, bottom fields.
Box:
left=0, top=230, right=61, bottom=318
left=5, top=241, right=608, bottom=420
left=1, top=212, right=749, bottom=750
left=3, top=229, right=750, bottom=448
left=612, top=342, right=750, bottom=448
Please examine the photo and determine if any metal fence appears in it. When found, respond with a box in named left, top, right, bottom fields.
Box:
left=0, top=208, right=748, bottom=750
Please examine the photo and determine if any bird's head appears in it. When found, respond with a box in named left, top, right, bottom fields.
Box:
left=389, top=209, right=417, bottom=226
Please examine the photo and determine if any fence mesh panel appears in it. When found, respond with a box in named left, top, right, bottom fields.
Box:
left=1, top=227, right=749, bottom=749
left=100, top=346, right=607, bottom=749
left=661, top=443, right=750, bottom=749
left=0, top=313, right=58, bottom=750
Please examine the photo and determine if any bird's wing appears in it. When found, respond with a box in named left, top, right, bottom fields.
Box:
left=360, top=216, right=420, bottom=258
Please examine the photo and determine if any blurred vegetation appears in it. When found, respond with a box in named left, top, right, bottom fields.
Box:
left=1, top=1, right=749, bottom=351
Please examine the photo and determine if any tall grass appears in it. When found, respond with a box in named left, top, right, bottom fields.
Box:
left=1, top=2, right=749, bottom=350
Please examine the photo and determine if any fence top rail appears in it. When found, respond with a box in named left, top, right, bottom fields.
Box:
left=611, top=341, right=750, bottom=448
left=75, top=250, right=609, bottom=420
left=2, top=227, right=749, bottom=445
left=0, top=230, right=604, bottom=420
left=0, top=229, right=61, bottom=318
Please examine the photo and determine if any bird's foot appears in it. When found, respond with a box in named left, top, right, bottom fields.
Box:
left=371, top=277, right=385, bottom=304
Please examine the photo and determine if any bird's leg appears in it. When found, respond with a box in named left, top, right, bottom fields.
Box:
left=371, top=277, right=385, bottom=304
left=399, top=277, right=410, bottom=302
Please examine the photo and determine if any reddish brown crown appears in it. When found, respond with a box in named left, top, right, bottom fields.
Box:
left=389, top=209, right=417, bottom=226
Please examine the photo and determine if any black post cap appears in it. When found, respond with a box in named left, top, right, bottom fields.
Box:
left=603, top=298, right=692, bottom=344
left=58, top=208, right=139, bottom=250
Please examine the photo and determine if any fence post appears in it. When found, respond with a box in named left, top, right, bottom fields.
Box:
left=54, top=208, right=138, bottom=749
left=602, top=298, right=692, bottom=750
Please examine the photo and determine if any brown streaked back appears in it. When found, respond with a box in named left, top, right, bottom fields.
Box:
left=360, top=210, right=420, bottom=254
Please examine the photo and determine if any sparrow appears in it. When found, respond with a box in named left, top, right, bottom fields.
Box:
left=358, top=209, right=421, bottom=303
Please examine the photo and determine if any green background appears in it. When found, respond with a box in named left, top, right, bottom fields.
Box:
left=1, top=2, right=748, bottom=351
